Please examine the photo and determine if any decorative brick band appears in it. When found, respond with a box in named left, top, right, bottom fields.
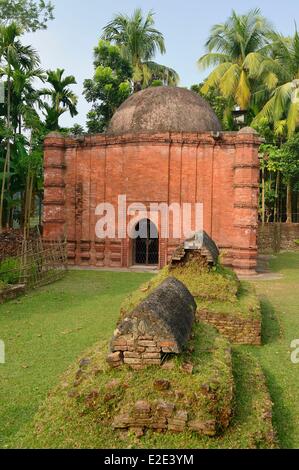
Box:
left=233, top=183, right=259, bottom=189
left=44, top=182, right=66, bottom=188
left=233, top=223, right=258, bottom=229
left=234, top=203, right=258, bottom=209
left=42, top=218, right=65, bottom=224
left=43, top=200, right=65, bottom=206
left=233, top=163, right=260, bottom=169
left=44, top=163, right=66, bottom=170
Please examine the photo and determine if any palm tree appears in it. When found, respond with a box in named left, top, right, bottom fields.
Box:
left=40, top=68, right=78, bottom=130
left=253, top=30, right=299, bottom=137
left=198, top=9, right=273, bottom=111
left=252, top=30, right=299, bottom=222
left=102, top=8, right=179, bottom=91
left=12, top=67, right=45, bottom=134
left=0, top=22, right=40, bottom=231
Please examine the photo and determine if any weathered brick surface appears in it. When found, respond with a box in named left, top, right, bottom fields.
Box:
left=197, top=310, right=261, bottom=345
left=107, top=278, right=196, bottom=369
left=43, top=130, right=261, bottom=274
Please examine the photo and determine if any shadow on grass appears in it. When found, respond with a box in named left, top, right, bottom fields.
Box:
left=230, top=350, right=254, bottom=426
left=260, top=296, right=281, bottom=345
left=262, top=368, right=295, bottom=449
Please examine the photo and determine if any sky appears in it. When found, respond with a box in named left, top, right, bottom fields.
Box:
left=24, top=0, right=299, bottom=128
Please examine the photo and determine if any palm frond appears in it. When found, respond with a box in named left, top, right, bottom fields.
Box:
left=219, top=63, right=241, bottom=99
left=201, top=62, right=232, bottom=94
left=197, top=53, right=231, bottom=70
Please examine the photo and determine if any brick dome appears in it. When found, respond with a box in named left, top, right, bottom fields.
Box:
left=107, top=86, right=222, bottom=135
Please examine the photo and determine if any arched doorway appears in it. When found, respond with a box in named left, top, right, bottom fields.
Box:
left=133, top=219, right=159, bottom=266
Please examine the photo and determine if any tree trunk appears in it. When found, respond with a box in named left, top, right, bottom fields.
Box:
left=261, top=167, right=265, bottom=225
left=0, top=75, right=12, bottom=233
left=286, top=179, right=292, bottom=223
left=274, top=171, right=280, bottom=223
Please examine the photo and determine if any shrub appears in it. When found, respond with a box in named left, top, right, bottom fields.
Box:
left=0, top=280, right=8, bottom=292
left=0, top=258, right=20, bottom=285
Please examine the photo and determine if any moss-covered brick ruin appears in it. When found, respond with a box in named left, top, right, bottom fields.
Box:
left=121, top=234, right=262, bottom=346
left=22, top=233, right=275, bottom=448
left=107, top=277, right=196, bottom=369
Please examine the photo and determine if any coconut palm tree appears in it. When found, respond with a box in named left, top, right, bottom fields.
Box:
left=198, top=9, right=273, bottom=111
left=252, top=30, right=299, bottom=222
left=40, top=68, right=78, bottom=130
left=102, top=8, right=179, bottom=91
left=253, top=30, right=299, bottom=137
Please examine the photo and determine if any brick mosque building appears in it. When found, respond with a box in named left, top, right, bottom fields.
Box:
left=43, top=87, right=261, bottom=274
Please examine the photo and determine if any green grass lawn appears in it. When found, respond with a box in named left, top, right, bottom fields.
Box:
left=242, top=252, right=299, bottom=449
left=0, top=271, right=152, bottom=448
left=1, top=253, right=299, bottom=448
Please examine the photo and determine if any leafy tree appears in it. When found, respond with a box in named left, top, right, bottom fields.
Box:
left=40, top=68, right=78, bottom=131
left=191, top=83, right=233, bottom=129
left=0, top=0, right=54, bottom=32
left=83, top=40, right=132, bottom=133
left=69, top=123, right=85, bottom=136
left=0, top=22, right=40, bottom=231
left=198, top=8, right=273, bottom=111
left=253, top=29, right=299, bottom=137
left=102, top=8, right=179, bottom=91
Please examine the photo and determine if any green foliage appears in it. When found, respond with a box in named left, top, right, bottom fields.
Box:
left=40, top=68, right=78, bottom=131
left=120, top=256, right=246, bottom=320
left=198, top=8, right=273, bottom=110
left=68, top=123, right=85, bottom=136
left=253, top=29, right=299, bottom=137
left=0, top=279, right=8, bottom=291
left=84, top=40, right=132, bottom=133
left=280, top=134, right=299, bottom=180
left=196, top=282, right=261, bottom=319
left=101, top=8, right=179, bottom=91
left=191, top=83, right=234, bottom=129
left=0, top=256, right=20, bottom=284
left=0, top=21, right=49, bottom=230
left=0, top=0, right=54, bottom=32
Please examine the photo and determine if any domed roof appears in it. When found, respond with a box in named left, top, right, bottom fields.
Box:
left=107, top=86, right=222, bottom=135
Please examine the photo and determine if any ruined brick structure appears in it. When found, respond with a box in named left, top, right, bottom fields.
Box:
left=43, top=87, right=261, bottom=273
left=107, top=277, right=196, bottom=369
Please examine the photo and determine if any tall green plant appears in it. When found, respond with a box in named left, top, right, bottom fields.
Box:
left=0, top=22, right=40, bottom=231
left=102, top=8, right=179, bottom=91
left=253, top=30, right=299, bottom=137
left=40, top=68, right=78, bottom=131
left=84, top=40, right=132, bottom=133
left=198, top=9, right=273, bottom=111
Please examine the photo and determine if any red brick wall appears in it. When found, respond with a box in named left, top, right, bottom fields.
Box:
left=43, top=131, right=261, bottom=273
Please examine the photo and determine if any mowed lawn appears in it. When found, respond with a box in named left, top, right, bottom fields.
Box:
left=244, top=252, right=299, bottom=449
left=0, top=271, right=152, bottom=448
left=1, top=253, right=299, bottom=448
